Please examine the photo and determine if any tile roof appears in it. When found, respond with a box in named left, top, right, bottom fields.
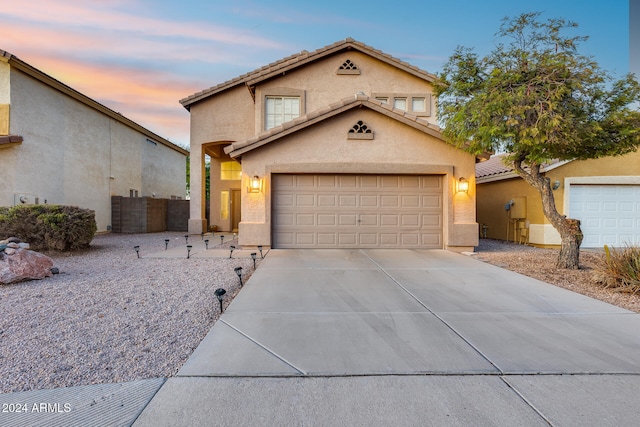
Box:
left=224, top=93, right=450, bottom=158
left=476, top=153, right=571, bottom=182
left=180, top=38, right=438, bottom=110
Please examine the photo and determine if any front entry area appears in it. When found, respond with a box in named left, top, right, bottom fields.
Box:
left=271, top=174, right=443, bottom=248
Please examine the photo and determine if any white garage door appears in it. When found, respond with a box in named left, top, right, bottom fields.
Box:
left=569, top=184, right=640, bottom=248
left=272, top=174, right=443, bottom=249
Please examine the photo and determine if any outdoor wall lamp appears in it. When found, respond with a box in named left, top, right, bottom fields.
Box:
left=187, top=245, right=192, bottom=259
left=164, top=239, right=170, bottom=250
left=214, top=288, right=226, bottom=313
left=251, top=252, right=257, bottom=269
left=248, top=175, right=262, bottom=193
left=552, top=180, right=561, bottom=190
left=457, top=177, right=469, bottom=193
left=234, top=266, right=244, bottom=287
left=134, top=245, right=140, bottom=258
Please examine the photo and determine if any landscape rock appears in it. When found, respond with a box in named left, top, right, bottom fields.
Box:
left=0, top=248, right=55, bottom=285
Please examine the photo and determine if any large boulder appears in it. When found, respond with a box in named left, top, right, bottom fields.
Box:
left=0, top=247, right=54, bottom=285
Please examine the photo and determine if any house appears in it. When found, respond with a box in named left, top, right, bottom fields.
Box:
left=476, top=152, right=640, bottom=248
left=0, top=49, right=189, bottom=232
left=180, top=38, right=483, bottom=251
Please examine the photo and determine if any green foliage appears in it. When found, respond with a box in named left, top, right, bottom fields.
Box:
left=594, top=244, right=640, bottom=293
left=435, top=12, right=640, bottom=166
left=0, top=205, right=97, bottom=251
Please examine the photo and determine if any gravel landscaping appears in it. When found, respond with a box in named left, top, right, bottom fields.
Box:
left=0, top=232, right=258, bottom=394
left=1, top=234, right=637, bottom=394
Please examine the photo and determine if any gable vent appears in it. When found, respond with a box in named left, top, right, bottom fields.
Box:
left=337, top=59, right=361, bottom=75
left=347, top=120, right=374, bottom=140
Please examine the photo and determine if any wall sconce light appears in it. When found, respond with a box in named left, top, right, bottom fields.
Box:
left=552, top=180, right=561, bottom=190
left=457, top=177, right=469, bottom=193
left=248, top=175, right=262, bottom=193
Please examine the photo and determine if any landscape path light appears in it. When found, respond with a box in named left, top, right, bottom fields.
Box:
left=234, top=266, right=244, bottom=287
left=205, top=239, right=209, bottom=250
left=251, top=252, right=257, bottom=269
left=164, top=239, right=170, bottom=250
left=184, top=235, right=189, bottom=244
left=187, top=245, right=192, bottom=259
left=220, top=235, right=224, bottom=245
left=214, top=288, right=226, bottom=313
left=134, top=245, right=140, bottom=258
left=258, top=245, right=264, bottom=258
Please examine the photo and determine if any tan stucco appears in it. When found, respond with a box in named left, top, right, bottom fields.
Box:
left=477, top=150, right=640, bottom=246
left=185, top=39, right=478, bottom=250
left=0, top=55, right=187, bottom=232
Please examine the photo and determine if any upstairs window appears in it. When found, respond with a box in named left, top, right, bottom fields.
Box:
left=265, top=96, right=300, bottom=130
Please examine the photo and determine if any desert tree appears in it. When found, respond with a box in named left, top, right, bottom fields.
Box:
left=435, top=12, right=640, bottom=269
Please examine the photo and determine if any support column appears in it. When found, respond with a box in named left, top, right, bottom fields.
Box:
left=188, top=143, right=207, bottom=234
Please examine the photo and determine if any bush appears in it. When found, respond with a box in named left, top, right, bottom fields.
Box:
left=0, top=204, right=96, bottom=251
left=593, top=244, right=640, bottom=294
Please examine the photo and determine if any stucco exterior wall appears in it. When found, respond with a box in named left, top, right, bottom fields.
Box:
left=239, top=108, right=477, bottom=249
left=1, top=67, right=186, bottom=232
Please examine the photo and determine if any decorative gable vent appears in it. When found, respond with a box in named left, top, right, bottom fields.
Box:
left=348, top=120, right=374, bottom=140
left=337, top=59, right=361, bottom=75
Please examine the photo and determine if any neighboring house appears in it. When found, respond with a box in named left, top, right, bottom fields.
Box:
left=476, top=152, right=640, bottom=248
left=180, top=38, right=484, bottom=251
left=0, top=49, right=189, bottom=232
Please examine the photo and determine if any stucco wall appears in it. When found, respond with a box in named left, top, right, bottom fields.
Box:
left=1, top=67, right=185, bottom=232
left=238, top=108, right=477, bottom=249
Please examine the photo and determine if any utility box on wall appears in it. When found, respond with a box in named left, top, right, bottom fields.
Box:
left=510, top=196, right=527, bottom=219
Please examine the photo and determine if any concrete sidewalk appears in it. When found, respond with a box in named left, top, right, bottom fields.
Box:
left=3, top=248, right=640, bottom=426
left=132, top=249, right=640, bottom=426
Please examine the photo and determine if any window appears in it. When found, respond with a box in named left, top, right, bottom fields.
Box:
left=393, top=98, right=407, bottom=111
left=129, top=189, right=139, bottom=197
left=220, top=191, right=229, bottom=220
left=412, top=97, right=426, bottom=112
left=372, top=93, right=431, bottom=116
left=221, top=161, right=242, bottom=180
left=265, top=96, right=300, bottom=130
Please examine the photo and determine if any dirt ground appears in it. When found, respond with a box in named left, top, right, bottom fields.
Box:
left=475, top=239, right=640, bottom=313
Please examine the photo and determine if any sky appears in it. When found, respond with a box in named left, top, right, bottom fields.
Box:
left=0, top=0, right=632, bottom=149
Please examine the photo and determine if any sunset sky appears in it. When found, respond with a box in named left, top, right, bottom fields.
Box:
left=0, top=0, right=631, bottom=149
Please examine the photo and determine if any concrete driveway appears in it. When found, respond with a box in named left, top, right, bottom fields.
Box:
left=135, top=249, right=640, bottom=426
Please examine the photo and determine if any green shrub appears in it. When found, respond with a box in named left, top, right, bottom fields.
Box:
left=593, top=244, right=640, bottom=294
left=0, top=205, right=96, bottom=251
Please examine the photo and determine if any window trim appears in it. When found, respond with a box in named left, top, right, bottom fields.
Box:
left=372, top=93, right=432, bottom=117
left=259, top=88, right=306, bottom=131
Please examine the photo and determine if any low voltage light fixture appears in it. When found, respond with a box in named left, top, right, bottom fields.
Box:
left=204, top=239, right=209, bottom=250
left=457, top=177, right=469, bottom=193
left=134, top=245, right=140, bottom=258
left=164, top=239, right=170, bottom=250
left=187, top=245, right=193, bottom=259
left=258, top=245, right=264, bottom=259
left=234, top=266, right=244, bottom=287
left=229, top=245, right=236, bottom=259
left=184, top=235, right=189, bottom=244
left=220, top=235, right=224, bottom=245
left=251, top=252, right=257, bottom=269
left=214, top=288, right=226, bottom=313
left=248, top=175, right=262, bottom=193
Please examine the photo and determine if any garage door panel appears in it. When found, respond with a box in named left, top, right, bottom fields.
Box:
left=570, top=184, right=640, bottom=248
left=273, top=174, right=443, bottom=248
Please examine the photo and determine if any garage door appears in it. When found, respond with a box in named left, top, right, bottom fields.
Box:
left=569, top=184, right=640, bottom=248
left=272, top=174, right=443, bottom=248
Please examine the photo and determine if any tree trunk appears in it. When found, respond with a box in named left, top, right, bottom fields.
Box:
left=513, top=160, right=583, bottom=269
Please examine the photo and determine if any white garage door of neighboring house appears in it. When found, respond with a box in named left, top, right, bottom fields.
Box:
left=272, top=174, right=443, bottom=249
left=569, top=184, right=640, bottom=248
